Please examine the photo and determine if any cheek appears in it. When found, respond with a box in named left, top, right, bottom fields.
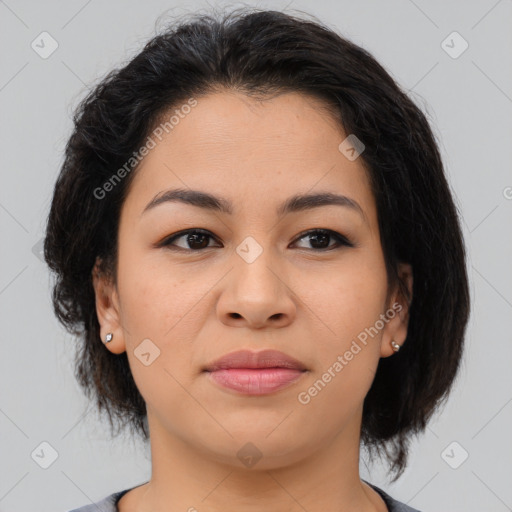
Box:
left=294, top=269, right=387, bottom=439
left=303, top=254, right=388, bottom=344
left=117, top=262, right=206, bottom=416
left=300, top=252, right=388, bottom=400
left=116, top=244, right=204, bottom=338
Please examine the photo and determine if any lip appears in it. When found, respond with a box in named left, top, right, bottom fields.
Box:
left=203, top=349, right=307, bottom=372
left=203, top=349, right=308, bottom=396
left=206, top=368, right=305, bottom=395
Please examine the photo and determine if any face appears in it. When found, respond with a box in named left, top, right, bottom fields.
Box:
left=93, top=90, right=412, bottom=469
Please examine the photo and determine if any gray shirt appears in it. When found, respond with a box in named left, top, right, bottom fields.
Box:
left=67, top=479, right=421, bottom=512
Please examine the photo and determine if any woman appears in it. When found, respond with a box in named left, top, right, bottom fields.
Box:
left=44, top=7, right=470, bottom=512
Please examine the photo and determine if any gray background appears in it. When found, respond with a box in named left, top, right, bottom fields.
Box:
left=0, top=0, right=511, bottom=511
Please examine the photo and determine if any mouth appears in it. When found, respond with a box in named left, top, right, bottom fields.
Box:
left=203, top=349, right=308, bottom=395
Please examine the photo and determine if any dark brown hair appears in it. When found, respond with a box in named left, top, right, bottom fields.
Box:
left=43, top=7, right=470, bottom=482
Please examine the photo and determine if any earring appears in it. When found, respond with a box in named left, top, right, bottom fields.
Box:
left=104, top=333, right=113, bottom=344
left=390, top=340, right=401, bottom=352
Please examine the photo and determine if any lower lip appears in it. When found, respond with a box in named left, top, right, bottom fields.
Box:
left=206, top=368, right=305, bottom=395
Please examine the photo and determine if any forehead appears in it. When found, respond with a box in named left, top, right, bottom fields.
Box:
left=122, top=90, right=375, bottom=222
left=156, top=90, right=345, bottom=155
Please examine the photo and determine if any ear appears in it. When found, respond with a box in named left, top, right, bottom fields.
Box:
left=380, top=262, right=413, bottom=358
left=91, top=257, right=126, bottom=354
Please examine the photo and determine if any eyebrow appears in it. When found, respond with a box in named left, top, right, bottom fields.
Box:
left=140, top=187, right=367, bottom=224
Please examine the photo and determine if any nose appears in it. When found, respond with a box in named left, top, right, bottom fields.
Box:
left=216, top=247, right=297, bottom=329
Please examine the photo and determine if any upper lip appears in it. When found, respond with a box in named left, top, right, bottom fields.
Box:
left=203, top=349, right=307, bottom=372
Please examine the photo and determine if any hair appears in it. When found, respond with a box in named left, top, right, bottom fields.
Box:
left=44, top=6, right=470, bottom=482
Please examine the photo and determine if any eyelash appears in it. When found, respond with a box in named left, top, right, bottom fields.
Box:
left=159, top=228, right=354, bottom=252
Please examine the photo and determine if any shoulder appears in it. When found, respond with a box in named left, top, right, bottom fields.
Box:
left=67, top=489, right=129, bottom=512
left=363, top=480, right=423, bottom=512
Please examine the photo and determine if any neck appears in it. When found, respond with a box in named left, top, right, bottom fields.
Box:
left=120, top=405, right=387, bottom=512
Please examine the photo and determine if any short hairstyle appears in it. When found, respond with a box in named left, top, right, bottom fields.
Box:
left=44, top=7, right=470, bottom=482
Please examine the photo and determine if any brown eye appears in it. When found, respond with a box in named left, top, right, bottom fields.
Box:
left=161, top=229, right=220, bottom=251
left=159, top=228, right=354, bottom=253
left=292, top=229, right=354, bottom=251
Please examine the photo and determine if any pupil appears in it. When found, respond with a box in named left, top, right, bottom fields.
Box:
left=311, top=232, right=329, bottom=249
left=188, top=233, right=209, bottom=249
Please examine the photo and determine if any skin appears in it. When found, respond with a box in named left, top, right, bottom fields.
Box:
left=92, top=90, right=413, bottom=512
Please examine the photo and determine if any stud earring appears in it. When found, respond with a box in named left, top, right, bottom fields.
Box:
left=390, top=340, right=401, bottom=352
left=104, top=333, right=113, bottom=344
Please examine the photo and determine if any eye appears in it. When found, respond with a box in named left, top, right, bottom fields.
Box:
left=291, top=229, right=354, bottom=251
left=159, top=228, right=354, bottom=252
left=160, top=229, right=220, bottom=251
